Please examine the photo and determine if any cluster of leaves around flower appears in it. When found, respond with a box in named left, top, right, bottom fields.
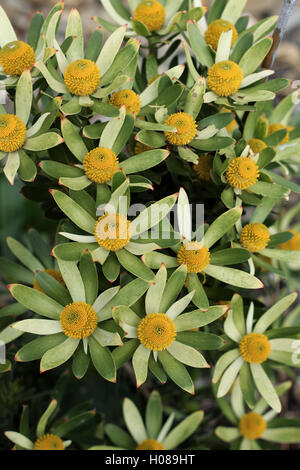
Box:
left=1, top=0, right=300, bottom=451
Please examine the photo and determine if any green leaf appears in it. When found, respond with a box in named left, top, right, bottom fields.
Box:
left=221, top=0, right=247, bottom=23
left=15, top=71, right=32, bottom=126
left=146, top=391, right=162, bottom=440
left=263, top=428, right=300, bottom=444
left=250, top=363, right=281, bottom=412
left=53, top=243, right=98, bottom=262
left=4, top=432, right=33, bottom=450
left=159, top=265, right=187, bottom=313
left=36, top=399, right=58, bottom=437
left=79, top=251, right=98, bottom=305
left=239, top=362, right=256, bottom=408
left=204, top=207, right=242, bottom=248
left=15, top=333, right=66, bottom=362
left=132, top=344, right=151, bottom=387
left=167, top=341, right=209, bottom=368
left=65, top=8, right=84, bottom=62
left=186, top=273, right=209, bottom=310
left=0, top=6, right=17, bottom=45
left=121, top=150, right=169, bottom=174
left=53, top=411, right=95, bottom=438
left=123, top=398, right=147, bottom=444
left=174, top=305, right=228, bottom=332
left=250, top=181, right=289, bottom=199
left=210, top=248, right=250, bottom=265
left=254, top=292, right=297, bottom=334
left=116, top=249, right=154, bottom=282
left=162, top=411, right=203, bottom=450
left=72, top=343, right=90, bottom=379
left=191, top=136, right=234, bottom=151
left=18, top=150, right=37, bottom=182
left=61, top=118, right=88, bottom=162
left=187, top=21, right=214, bottom=68
left=41, top=337, right=79, bottom=372
left=158, top=349, right=194, bottom=394
left=205, top=264, right=263, bottom=289
left=24, top=132, right=64, bottom=151
left=6, top=236, right=44, bottom=272
left=112, top=339, right=139, bottom=369
left=51, top=190, right=96, bottom=234
left=97, top=25, right=126, bottom=74
left=239, top=38, right=273, bottom=76
left=9, top=284, right=62, bottom=319
left=105, top=424, right=135, bottom=449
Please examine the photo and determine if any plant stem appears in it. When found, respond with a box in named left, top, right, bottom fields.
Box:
left=263, top=0, right=297, bottom=68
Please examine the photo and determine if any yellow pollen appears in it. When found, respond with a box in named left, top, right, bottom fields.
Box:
left=60, top=301, right=98, bottom=339
left=268, top=123, right=293, bottom=145
left=193, top=154, right=214, bottom=181
left=34, top=433, right=65, bottom=450
left=177, top=241, right=210, bottom=274
left=133, top=0, right=166, bottom=32
left=239, top=333, right=271, bottom=364
left=279, top=230, right=300, bottom=251
left=33, top=269, right=65, bottom=293
left=204, top=19, right=238, bottom=51
left=0, top=40, right=35, bottom=76
left=226, top=156, right=259, bottom=190
left=0, top=114, right=27, bottom=152
left=134, top=141, right=153, bottom=155
left=207, top=60, right=243, bottom=97
left=240, top=223, right=270, bottom=252
left=165, top=112, right=197, bottom=146
left=64, top=59, right=100, bottom=96
left=137, top=313, right=176, bottom=351
left=109, top=89, right=141, bottom=116
left=136, top=439, right=165, bottom=450
left=94, top=213, right=131, bottom=251
left=83, top=147, right=119, bottom=183
left=248, top=138, right=267, bottom=154
left=238, top=413, right=267, bottom=440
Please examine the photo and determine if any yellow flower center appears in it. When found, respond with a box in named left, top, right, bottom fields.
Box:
left=0, top=40, right=35, bottom=76
left=136, top=439, right=166, bottom=450
left=279, top=229, right=300, bottom=251
left=238, top=412, right=267, bottom=440
left=248, top=138, right=267, bottom=154
left=134, top=141, right=153, bottom=155
left=83, top=147, right=119, bottom=183
left=109, top=89, right=141, bottom=116
left=94, top=213, right=131, bottom=251
left=0, top=114, right=27, bottom=152
left=164, top=112, right=197, bottom=146
left=60, top=301, right=98, bottom=339
left=33, top=269, right=65, bottom=293
left=34, top=433, right=65, bottom=450
left=239, top=333, right=271, bottom=364
left=240, top=223, right=270, bottom=252
left=268, top=123, right=293, bottom=145
left=133, top=0, right=166, bottom=32
left=177, top=241, right=210, bottom=274
left=207, top=60, right=243, bottom=97
left=193, top=154, right=214, bottom=181
left=138, top=313, right=176, bottom=351
left=204, top=19, right=238, bottom=51
left=64, top=59, right=100, bottom=96
left=226, top=156, right=259, bottom=190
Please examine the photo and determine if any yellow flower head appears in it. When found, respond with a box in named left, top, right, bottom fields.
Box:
left=136, top=439, right=165, bottom=450
left=207, top=60, right=243, bottom=97
left=94, top=213, right=131, bottom=251
left=177, top=241, right=210, bottom=274
left=60, top=301, right=98, bottom=339
left=268, top=123, right=293, bottom=145
left=0, top=114, right=27, bottom=152
left=83, top=147, right=119, bottom=183
left=193, top=154, right=214, bottom=181
left=248, top=138, right=267, bottom=154
left=64, top=59, right=100, bottom=96
left=109, top=89, right=141, bottom=116
left=165, top=112, right=197, bottom=146
left=134, top=141, right=153, bottom=155
left=137, top=313, right=176, bottom=351
left=34, top=434, right=65, bottom=450
left=239, top=413, right=267, bottom=440
left=226, top=156, right=259, bottom=190
left=204, top=19, right=238, bottom=51
left=0, top=40, right=35, bottom=76
left=240, top=223, right=270, bottom=252
left=133, top=0, right=166, bottom=32
left=279, top=229, right=300, bottom=251
left=33, top=269, right=65, bottom=293
left=239, top=333, right=271, bottom=364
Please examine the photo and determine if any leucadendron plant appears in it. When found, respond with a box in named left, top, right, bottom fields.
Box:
left=1, top=0, right=300, bottom=451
